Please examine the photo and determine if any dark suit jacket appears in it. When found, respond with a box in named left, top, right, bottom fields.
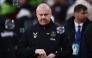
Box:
left=81, top=21, right=92, bottom=58
left=64, top=16, right=90, bottom=58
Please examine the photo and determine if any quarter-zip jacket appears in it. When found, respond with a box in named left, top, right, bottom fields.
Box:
left=17, top=20, right=72, bottom=58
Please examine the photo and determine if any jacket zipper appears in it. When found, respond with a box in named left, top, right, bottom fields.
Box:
left=44, top=27, right=45, bottom=31
left=42, top=27, right=45, bottom=48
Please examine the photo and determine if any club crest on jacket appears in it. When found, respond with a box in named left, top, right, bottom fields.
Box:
left=57, top=26, right=65, bottom=34
left=33, top=32, right=38, bottom=38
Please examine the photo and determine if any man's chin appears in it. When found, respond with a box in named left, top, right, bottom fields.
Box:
left=41, top=23, right=47, bottom=26
left=82, top=19, right=87, bottom=22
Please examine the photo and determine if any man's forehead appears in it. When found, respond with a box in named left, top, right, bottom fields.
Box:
left=80, top=9, right=87, bottom=12
left=36, top=3, right=51, bottom=11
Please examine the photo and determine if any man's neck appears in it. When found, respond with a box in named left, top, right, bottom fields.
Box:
left=75, top=19, right=82, bottom=24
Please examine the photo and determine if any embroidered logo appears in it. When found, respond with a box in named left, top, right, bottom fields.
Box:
left=33, top=32, right=38, bottom=38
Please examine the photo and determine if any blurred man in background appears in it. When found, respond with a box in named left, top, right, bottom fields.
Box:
left=0, top=15, right=17, bottom=58
left=66, top=0, right=92, bottom=21
left=64, top=4, right=90, bottom=58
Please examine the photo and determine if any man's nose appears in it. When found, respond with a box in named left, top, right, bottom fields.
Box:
left=42, top=15, right=46, bottom=19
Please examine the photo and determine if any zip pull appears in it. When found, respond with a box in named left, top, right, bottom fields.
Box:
left=44, top=27, right=45, bottom=31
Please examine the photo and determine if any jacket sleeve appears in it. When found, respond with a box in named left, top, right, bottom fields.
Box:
left=54, top=32, right=72, bottom=58
left=17, top=30, right=36, bottom=58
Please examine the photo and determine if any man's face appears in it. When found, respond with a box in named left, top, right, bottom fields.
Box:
left=36, top=9, right=52, bottom=26
left=75, top=9, right=88, bottom=22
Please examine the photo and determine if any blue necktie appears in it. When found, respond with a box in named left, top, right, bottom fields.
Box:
left=76, top=25, right=81, bottom=44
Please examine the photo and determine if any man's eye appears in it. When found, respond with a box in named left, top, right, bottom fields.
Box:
left=39, top=14, right=42, bottom=16
left=45, top=14, right=48, bottom=16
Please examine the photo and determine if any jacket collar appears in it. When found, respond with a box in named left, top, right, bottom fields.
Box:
left=66, top=16, right=90, bottom=26
left=66, top=16, right=75, bottom=26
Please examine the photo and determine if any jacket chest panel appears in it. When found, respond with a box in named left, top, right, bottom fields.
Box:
left=28, top=29, right=61, bottom=48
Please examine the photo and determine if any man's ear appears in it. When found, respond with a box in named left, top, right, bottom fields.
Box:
left=36, top=13, right=38, bottom=17
left=74, top=12, right=78, bottom=17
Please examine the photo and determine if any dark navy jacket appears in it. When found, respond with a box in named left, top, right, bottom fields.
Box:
left=17, top=20, right=72, bottom=58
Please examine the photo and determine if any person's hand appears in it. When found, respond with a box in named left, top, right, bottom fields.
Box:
left=37, top=55, right=48, bottom=58
left=35, top=49, right=47, bottom=58
left=48, top=53, right=55, bottom=58
left=42, top=56, right=48, bottom=58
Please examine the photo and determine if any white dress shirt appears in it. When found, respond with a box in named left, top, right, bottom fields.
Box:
left=74, top=21, right=83, bottom=32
